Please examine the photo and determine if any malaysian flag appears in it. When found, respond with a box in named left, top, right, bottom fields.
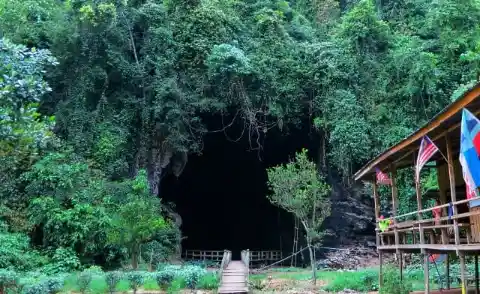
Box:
left=415, top=136, right=439, bottom=182
left=376, top=168, right=392, bottom=185
left=465, top=174, right=477, bottom=199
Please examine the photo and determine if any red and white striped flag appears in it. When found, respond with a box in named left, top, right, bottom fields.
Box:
left=376, top=168, right=392, bottom=185
left=416, top=136, right=439, bottom=182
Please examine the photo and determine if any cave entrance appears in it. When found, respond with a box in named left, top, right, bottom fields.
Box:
left=161, top=119, right=315, bottom=259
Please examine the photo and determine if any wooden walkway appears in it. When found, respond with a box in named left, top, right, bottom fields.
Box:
left=218, top=261, right=248, bottom=293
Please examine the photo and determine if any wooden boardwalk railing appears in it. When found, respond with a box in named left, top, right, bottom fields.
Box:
left=218, top=250, right=250, bottom=293
left=183, top=250, right=224, bottom=261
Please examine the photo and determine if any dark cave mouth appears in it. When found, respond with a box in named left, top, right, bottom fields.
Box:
left=160, top=118, right=317, bottom=255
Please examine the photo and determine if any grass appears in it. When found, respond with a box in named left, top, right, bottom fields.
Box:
left=59, top=270, right=219, bottom=293
left=250, top=266, right=429, bottom=292
left=198, top=273, right=219, bottom=290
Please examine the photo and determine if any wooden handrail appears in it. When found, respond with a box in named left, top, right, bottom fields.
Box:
left=241, top=249, right=250, bottom=285
left=219, top=250, right=231, bottom=284
left=376, top=196, right=480, bottom=222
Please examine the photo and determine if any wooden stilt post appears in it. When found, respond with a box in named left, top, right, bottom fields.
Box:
left=391, top=165, right=400, bottom=253
left=424, top=252, right=430, bottom=294
left=400, top=252, right=403, bottom=281
left=476, top=254, right=479, bottom=294
left=446, top=254, right=451, bottom=290
left=446, top=134, right=460, bottom=247
left=414, top=153, right=423, bottom=220
left=379, top=251, right=383, bottom=290
left=373, top=176, right=380, bottom=248
left=460, top=252, right=467, bottom=294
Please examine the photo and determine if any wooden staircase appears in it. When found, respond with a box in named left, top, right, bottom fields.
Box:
left=218, top=250, right=250, bottom=293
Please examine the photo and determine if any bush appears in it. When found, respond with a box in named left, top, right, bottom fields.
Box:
left=380, top=266, right=412, bottom=294
left=155, top=270, right=175, bottom=289
left=197, top=273, right=219, bottom=290
left=127, top=271, right=144, bottom=294
left=323, top=269, right=378, bottom=292
left=0, top=269, right=18, bottom=293
left=77, top=270, right=93, bottom=294
left=167, top=277, right=185, bottom=294
left=42, top=248, right=81, bottom=274
left=183, top=267, right=202, bottom=290
left=0, top=228, right=48, bottom=271
left=105, top=271, right=123, bottom=294
left=44, top=276, right=64, bottom=294
left=23, top=282, right=49, bottom=294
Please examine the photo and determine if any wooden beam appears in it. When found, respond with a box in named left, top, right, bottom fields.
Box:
left=391, top=165, right=400, bottom=253
left=446, top=133, right=461, bottom=249
left=476, top=254, right=479, bottom=294
left=399, top=252, right=403, bottom=281
left=373, top=175, right=381, bottom=248
left=354, top=85, right=480, bottom=181
left=424, top=253, right=430, bottom=294
left=446, top=254, right=451, bottom=290
left=379, top=251, right=383, bottom=290
left=415, top=153, right=423, bottom=221
left=460, top=252, right=467, bottom=294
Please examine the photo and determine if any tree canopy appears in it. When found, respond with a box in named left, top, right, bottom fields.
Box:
left=1, top=0, right=480, bottom=269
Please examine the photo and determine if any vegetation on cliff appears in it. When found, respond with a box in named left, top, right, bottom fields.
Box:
left=1, top=0, right=480, bottom=283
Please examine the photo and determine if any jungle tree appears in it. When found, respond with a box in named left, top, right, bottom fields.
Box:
left=267, top=149, right=331, bottom=285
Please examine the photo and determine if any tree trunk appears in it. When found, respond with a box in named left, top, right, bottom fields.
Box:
left=307, top=238, right=317, bottom=285
left=131, top=244, right=139, bottom=269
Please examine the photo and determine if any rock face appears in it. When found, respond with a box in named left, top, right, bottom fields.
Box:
left=322, top=174, right=376, bottom=248
left=308, top=172, right=379, bottom=270
left=317, top=245, right=378, bottom=270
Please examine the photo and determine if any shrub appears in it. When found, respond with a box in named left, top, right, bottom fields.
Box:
left=322, top=269, right=378, bottom=292
left=44, top=276, right=64, bottom=294
left=155, top=270, right=175, bottom=289
left=105, top=271, right=123, bottom=294
left=197, top=273, right=219, bottom=290
left=42, top=248, right=81, bottom=274
left=0, top=228, right=48, bottom=271
left=167, top=277, right=185, bottom=294
left=127, top=271, right=144, bottom=294
left=77, top=270, right=93, bottom=294
left=380, top=266, right=412, bottom=294
left=183, top=267, right=202, bottom=290
left=0, top=269, right=18, bottom=293
left=23, top=282, right=49, bottom=294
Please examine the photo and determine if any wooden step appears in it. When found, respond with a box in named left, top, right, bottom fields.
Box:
left=220, top=260, right=249, bottom=293
left=218, top=287, right=248, bottom=293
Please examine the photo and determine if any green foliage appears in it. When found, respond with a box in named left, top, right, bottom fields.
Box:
left=43, top=276, right=64, bottom=294
left=167, top=277, right=185, bottom=294
left=267, top=149, right=331, bottom=243
left=183, top=267, right=202, bottom=290
left=2, top=0, right=480, bottom=277
left=105, top=271, right=122, bottom=294
left=42, top=248, right=81, bottom=274
left=106, top=170, right=172, bottom=269
left=380, top=266, right=412, bottom=294
left=77, top=270, right=93, bottom=294
left=0, top=222, right=47, bottom=271
left=0, top=38, right=58, bottom=232
left=126, top=272, right=144, bottom=294
left=322, top=268, right=378, bottom=292
left=155, top=270, right=175, bottom=289
left=197, top=273, right=219, bottom=290
left=0, top=269, right=18, bottom=293
left=268, top=149, right=330, bottom=285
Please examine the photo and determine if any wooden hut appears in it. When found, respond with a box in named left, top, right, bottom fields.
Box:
left=354, top=83, right=480, bottom=294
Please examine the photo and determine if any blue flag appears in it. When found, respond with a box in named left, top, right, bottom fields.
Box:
left=460, top=109, right=480, bottom=191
